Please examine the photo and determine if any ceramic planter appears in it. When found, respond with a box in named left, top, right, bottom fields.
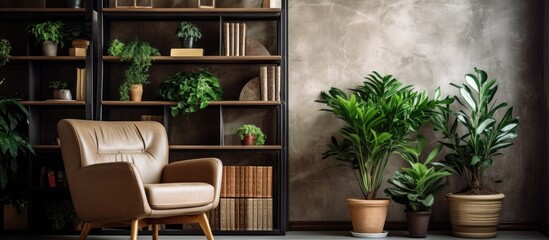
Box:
left=66, top=0, right=82, bottom=8
left=42, top=41, right=58, bottom=56
left=129, top=84, right=143, bottom=101
left=182, top=38, right=194, bottom=48
left=446, top=193, right=504, bottom=238
left=3, top=204, right=28, bottom=230
left=241, top=134, right=256, bottom=145
left=406, top=210, right=431, bottom=238
left=347, top=198, right=390, bottom=237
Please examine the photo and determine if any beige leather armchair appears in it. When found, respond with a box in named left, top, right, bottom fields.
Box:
left=57, top=119, right=222, bottom=240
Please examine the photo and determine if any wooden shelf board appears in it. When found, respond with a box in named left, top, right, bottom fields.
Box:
left=33, top=145, right=60, bottom=150
left=102, top=100, right=280, bottom=106
left=103, top=56, right=281, bottom=63
left=20, top=100, right=86, bottom=106
left=10, top=56, right=86, bottom=61
left=169, top=145, right=282, bottom=150
left=0, top=8, right=86, bottom=13
left=102, top=8, right=281, bottom=13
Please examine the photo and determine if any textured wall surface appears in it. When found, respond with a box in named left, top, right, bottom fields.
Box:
left=289, top=0, right=543, bottom=222
left=543, top=0, right=549, bottom=233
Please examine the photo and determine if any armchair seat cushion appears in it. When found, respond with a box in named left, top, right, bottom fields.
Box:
left=144, top=183, right=214, bottom=210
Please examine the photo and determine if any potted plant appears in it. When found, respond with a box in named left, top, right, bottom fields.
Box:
left=384, top=136, right=451, bottom=238
left=0, top=78, right=34, bottom=230
left=176, top=22, right=202, bottom=48
left=431, top=67, right=519, bottom=238
left=0, top=39, right=11, bottom=68
left=27, top=21, right=65, bottom=56
left=157, top=69, right=222, bottom=116
left=234, top=124, right=266, bottom=145
left=317, top=72, right=449, bottom=237
left=48, top=80, right=69, bottom=100
left=66, top=0, right=82, bottom=8
left=108, top=39, right=160, bottom=101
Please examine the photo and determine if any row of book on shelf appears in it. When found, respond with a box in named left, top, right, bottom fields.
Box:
left=204, top=198, right=273, bottom=231
left=259, top=65, right=281, bottom=101
left=39, top=167, right=65, bottom=188
left=224, top=22, right=247, bottom=56
left=222, top=166, right=272, bottom=198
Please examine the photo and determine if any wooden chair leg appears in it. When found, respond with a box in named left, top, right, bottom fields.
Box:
left=151, top=224, right=159, bottom=240
left=130, top=219, right=139, bottom=240
left=79, top=222, right=92, bottom=240
left=197, top=213, right=214, bottom=240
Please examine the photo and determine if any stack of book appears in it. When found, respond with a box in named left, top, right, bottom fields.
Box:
left=75, top=68, right=86, bottom=101
left=200, top=166, right=273, bottom=231
left=259, top=66, right=281, bottom=101
left=223, top=23, right=246, bottom=56
left=40, top=167, right=66, bottom=188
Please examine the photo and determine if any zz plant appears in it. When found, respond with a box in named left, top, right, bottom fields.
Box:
left=432, top=67, right=519, bottom=194
left=157, top=70, right=222, bottom=116
left=317, top=72, right=450, bottom=199
left=108, top=39, right=160, bottom=101
left=385, top=136, right=451, bottom=211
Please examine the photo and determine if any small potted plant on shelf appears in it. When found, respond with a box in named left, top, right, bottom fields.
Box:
left=48, top=80, right=70, bottom=100
left=176, top=21, right=202, bottom=48
left=157, top=69, right=222, bottom=116
left=234, top=124, right=266, bottom=145
left=0, top=39, right=11, bottom=68
left=108, top=39, right=160, bottom=101
left=384, top=136, right=451, bottom=238
left=431, top=67, right=519, bottom=238
left=0, top=79, right=34, bottom=230
left=27, top=21, right=65, bottom=56
left=66, top=0, right=82, bottom=8
left=317, top=72, right=450, bottom=238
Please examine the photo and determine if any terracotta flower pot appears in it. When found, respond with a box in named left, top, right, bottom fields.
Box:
left=129, top=84, right=143, bottom=101
left=347, top=198, right=390, bottom=234
left=446, top=193, right=504, bottom=238
left=241, top=134, right=256, bottom=145
left=406, top=210, right=431, bottom=238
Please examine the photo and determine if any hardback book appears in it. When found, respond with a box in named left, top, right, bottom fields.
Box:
left=268, top=66, right=276, bottom=101
left=170, top=48, right=204, bottom=56
left=246, top=198, right=253, bottom=230
left=222, top=166, right=227, bottom=197
left=260, top=66, right=268, bottom=101
left=240, top=23, right=246, bottom=56
left=275, top=66, right=281, bottom=101
left=224, top=23, right=230, bottom=56
left=257, top=198, right=263, bottom=230
left=235, top=166, right=241, bottom=197
left=230, top=23, right=235, bottom=56
left=47, top=170, right=56, bottom=188
left=69, top=47, right=86, bottom=56
left=267, top=166, right=272, bottom=197
left=235, top=23, right=240, bottom=56
left=229, top=166, right=236, bottom=197
left=220, top=198, right=227, bottom=230
left=262, top=0, right=281, bottom=8
left=229, top=198, right=235, bottom=231
left=252, top=198, right=258, bottom=230
left=56, top=170, right=65, bottom=187
left=257, top=166, right=264, bottom=197
left=266, top=198, right=273, bottom=230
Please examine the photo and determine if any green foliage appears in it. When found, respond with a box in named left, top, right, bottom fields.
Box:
left=317, top=71, right=451, bottom=199
left=234, top=124, right=266, bottom=145
left=176, top=22, right=202, bottom=40
left=0, top=80, right=34, bottom=197
left=157, top=70, right=222, bottom=116
left=432, top=67, right=519, bottom=194
left=108, top=39, right=160, bottom=100
left=0, top=39, right=11, bottom=67
left=48, top=80, right=68, bottom=89
left=27, top=21, right=65, bottom=47
left=384, top=136, right=451, bottom=211
left=46, top=199, right=79, bottom=231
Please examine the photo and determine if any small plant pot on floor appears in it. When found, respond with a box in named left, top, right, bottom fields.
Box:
left=347, top=198, right=390, bottom=238
left=406, top=210, right=431, bottom=238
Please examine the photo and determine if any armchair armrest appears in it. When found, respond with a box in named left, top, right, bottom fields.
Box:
left=162, top=158, right=223, bottom=206
left=69, top=162, right=151, bottom=222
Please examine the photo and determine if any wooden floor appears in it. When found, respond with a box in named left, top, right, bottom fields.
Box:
left=0, top=231, right=547, bottom=239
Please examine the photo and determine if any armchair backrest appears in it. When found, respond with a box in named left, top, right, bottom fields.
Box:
left=57, top=119, right=169, bottom=184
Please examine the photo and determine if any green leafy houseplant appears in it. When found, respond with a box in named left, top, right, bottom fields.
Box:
left=234, top=124, right=266, bottom=145
left=27, top=21, right=65, bottom=47
left=176, top=21, right=202, bottom=48
left=157, top=70, right=222, bottom=116
left=0, top=39, right=11, bottom=67
left=317, top=72, right=450, bottom=200
left=385, top=136, right=451, bottom=211
left=432, top=67, right=519, bottom=194
left=48, top=80, right=68, bottom=89
left=0, top=79, right=35, bottom=202
left=108, top=39, right=160, bottom=101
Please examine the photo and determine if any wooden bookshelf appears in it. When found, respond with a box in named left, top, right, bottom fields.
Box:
left=9, top=56, right=86, bottom=61
left=169, top=145, right=282, bottom=150
left=103, top=56, right=281, bottom=64
left=20, top=101, right=86, bottom=106
left=102, top=100, right=281, bottom=106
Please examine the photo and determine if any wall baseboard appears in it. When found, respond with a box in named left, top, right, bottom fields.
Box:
left=289, top=221, right=539, bottom=231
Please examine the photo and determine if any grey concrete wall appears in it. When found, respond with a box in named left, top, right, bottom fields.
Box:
left=289, top=0, right=543, bottom=223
